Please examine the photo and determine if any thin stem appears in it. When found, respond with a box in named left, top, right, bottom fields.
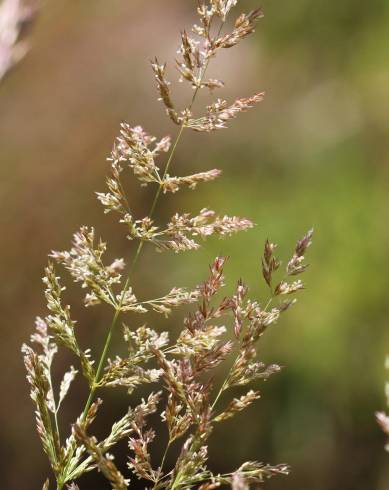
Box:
left=48, top=370, right=61, bottom=445
left=264, top=295, right=273, bottom=312
left=153, top=440, right=171, bottom=490
left=150, top=124, right=186, bottom=218
left=53, top=411, right=61, bottom=447
left=211, top=379, right=227, bottom=411
left=81, top=306, right=121, bottom=419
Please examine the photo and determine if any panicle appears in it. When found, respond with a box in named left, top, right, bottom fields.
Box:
left=22, top=2, right=313, bottom=489
left=151, top=0, right=265, bottom=134
left=287, top=228, right=313, bottom=275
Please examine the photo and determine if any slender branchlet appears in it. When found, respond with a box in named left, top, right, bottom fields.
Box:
left=23, top=2, right=314, bottom=489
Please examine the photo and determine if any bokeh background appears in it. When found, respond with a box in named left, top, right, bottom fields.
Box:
left=1, top=0, right=389, bottom=488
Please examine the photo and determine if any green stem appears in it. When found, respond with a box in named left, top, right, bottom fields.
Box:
left=81, top=306, right=121, bottom=419
left=53, top=411, right=61, bottom=447
left=211, top=379, right=227, bottom=411
left=48, top=377, right=61, bottom=446
left=152, top=441, right=171, bottom=490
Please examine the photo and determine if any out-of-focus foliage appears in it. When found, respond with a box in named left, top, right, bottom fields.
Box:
left=1, top=0, right=388, bottom=489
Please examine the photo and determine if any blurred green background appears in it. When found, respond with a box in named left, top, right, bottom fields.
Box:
left=1, top=0, right=389, bottom=488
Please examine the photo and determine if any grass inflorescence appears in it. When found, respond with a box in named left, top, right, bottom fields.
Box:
left=22, top=2, right=314, bottom=489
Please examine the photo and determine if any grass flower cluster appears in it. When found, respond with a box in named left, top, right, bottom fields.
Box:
left=22, top=2, right=313, bottom=489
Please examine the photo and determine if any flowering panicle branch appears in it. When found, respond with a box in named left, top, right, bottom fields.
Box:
left=22, top=2, right=314, bottom=489
left=161, top=168, right=222, bottom=194
left=50, top=227, right=126, bottom=309
left=22, top=344, right=60, bottom=472
left=186, top=93, right=265, bottom=132
left=40, top=264, right=95, bottom=385
left=139, top=208, right=254, bottom=253
left=151, top=60, right=182, bottom=125
left=213, top=8, right=264, bottom=49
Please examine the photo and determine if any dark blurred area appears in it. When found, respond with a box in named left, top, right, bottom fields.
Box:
left=1, top=0, right=389, bottom=488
